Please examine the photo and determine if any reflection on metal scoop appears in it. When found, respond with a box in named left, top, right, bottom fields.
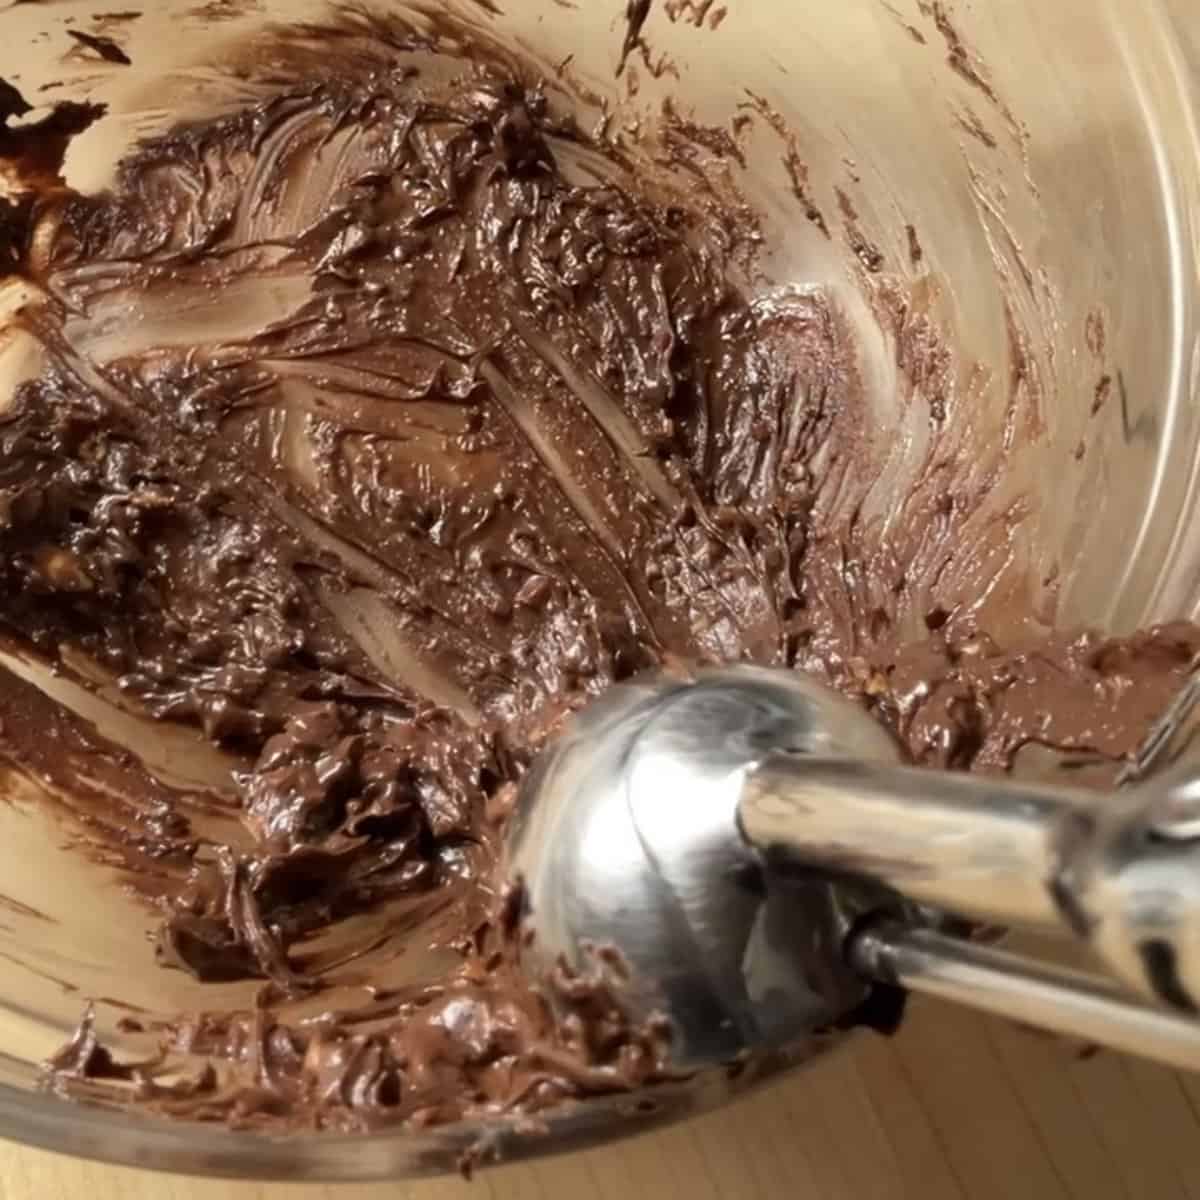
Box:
left=507, top=666, right=1200, bottom=1074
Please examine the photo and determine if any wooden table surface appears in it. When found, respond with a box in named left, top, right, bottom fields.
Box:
left=5, top=995, right=1199, bottom=1200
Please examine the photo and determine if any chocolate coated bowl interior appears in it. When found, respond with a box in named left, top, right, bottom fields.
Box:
left=0, top=0, right=1198, bottom=1179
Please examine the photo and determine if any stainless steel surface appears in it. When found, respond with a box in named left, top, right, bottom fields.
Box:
left=510, top=666, right=1200, bottom=1081
left=744, top=747, right=1200, bottom=1017
left=506, top=668, right=904, bottom=1071
left=742, top=756, right=1091, bottom=931
left=1060, top=788, right=1200, bottom=1018
left=850, top=920, right=1200, bottom=1073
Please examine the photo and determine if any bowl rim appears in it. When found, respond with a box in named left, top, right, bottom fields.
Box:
left=1, top=0, right=1198, bottom=1181
left=0, top=1041, right=827, bottom=1181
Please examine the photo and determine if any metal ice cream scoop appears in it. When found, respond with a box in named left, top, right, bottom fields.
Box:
left=506, top=666, right=1200, bottom=1074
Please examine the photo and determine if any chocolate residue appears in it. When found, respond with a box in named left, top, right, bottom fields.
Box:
left=4, top=11, right=858, bottom=1129
left=619, top=0, right=653, bottom=73
left=1086, top=309, right=1107, bottom=359
left=0, top=4, right=1192, bottom=1140
left=743, top=90, right=830, bottom=237
left=921, top=0, right=1028, bottom=164
left=0, top=77, right=105, bottom=190
left=879, top=1, right=927, bottom=46
left=65, top=29, right=132, bottom=65
left=92, top=11, right=144, bottom=26
left=955, top=105, right=998, bottom=150
left=836, top=188, right=885, bottom=274
left=0, top=894, right=53, bottom=923
left=905, top=222, right=924, bottom=267
left=925, top=0, right=999, bottom=103
left=187, top=0, right=255, bottom=21
left=664, top=0, right=721, bottom=27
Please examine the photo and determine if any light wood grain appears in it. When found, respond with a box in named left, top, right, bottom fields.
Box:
left=2, top=996, right=1195, bottom=1199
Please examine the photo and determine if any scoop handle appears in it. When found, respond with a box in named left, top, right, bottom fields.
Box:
left=850, top=919, right=1200, bottom=1073
left=739, top=754, right=1200, bottom=1016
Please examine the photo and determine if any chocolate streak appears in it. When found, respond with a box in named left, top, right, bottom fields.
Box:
left=0, top=12, right=1194, bottom=1133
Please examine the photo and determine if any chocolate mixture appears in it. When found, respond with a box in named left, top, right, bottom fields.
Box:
left=0, top=11, right=1196, bottom=1134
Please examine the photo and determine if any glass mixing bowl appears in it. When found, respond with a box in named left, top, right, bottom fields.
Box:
left=0, top=0, right=1197, bottom=1180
